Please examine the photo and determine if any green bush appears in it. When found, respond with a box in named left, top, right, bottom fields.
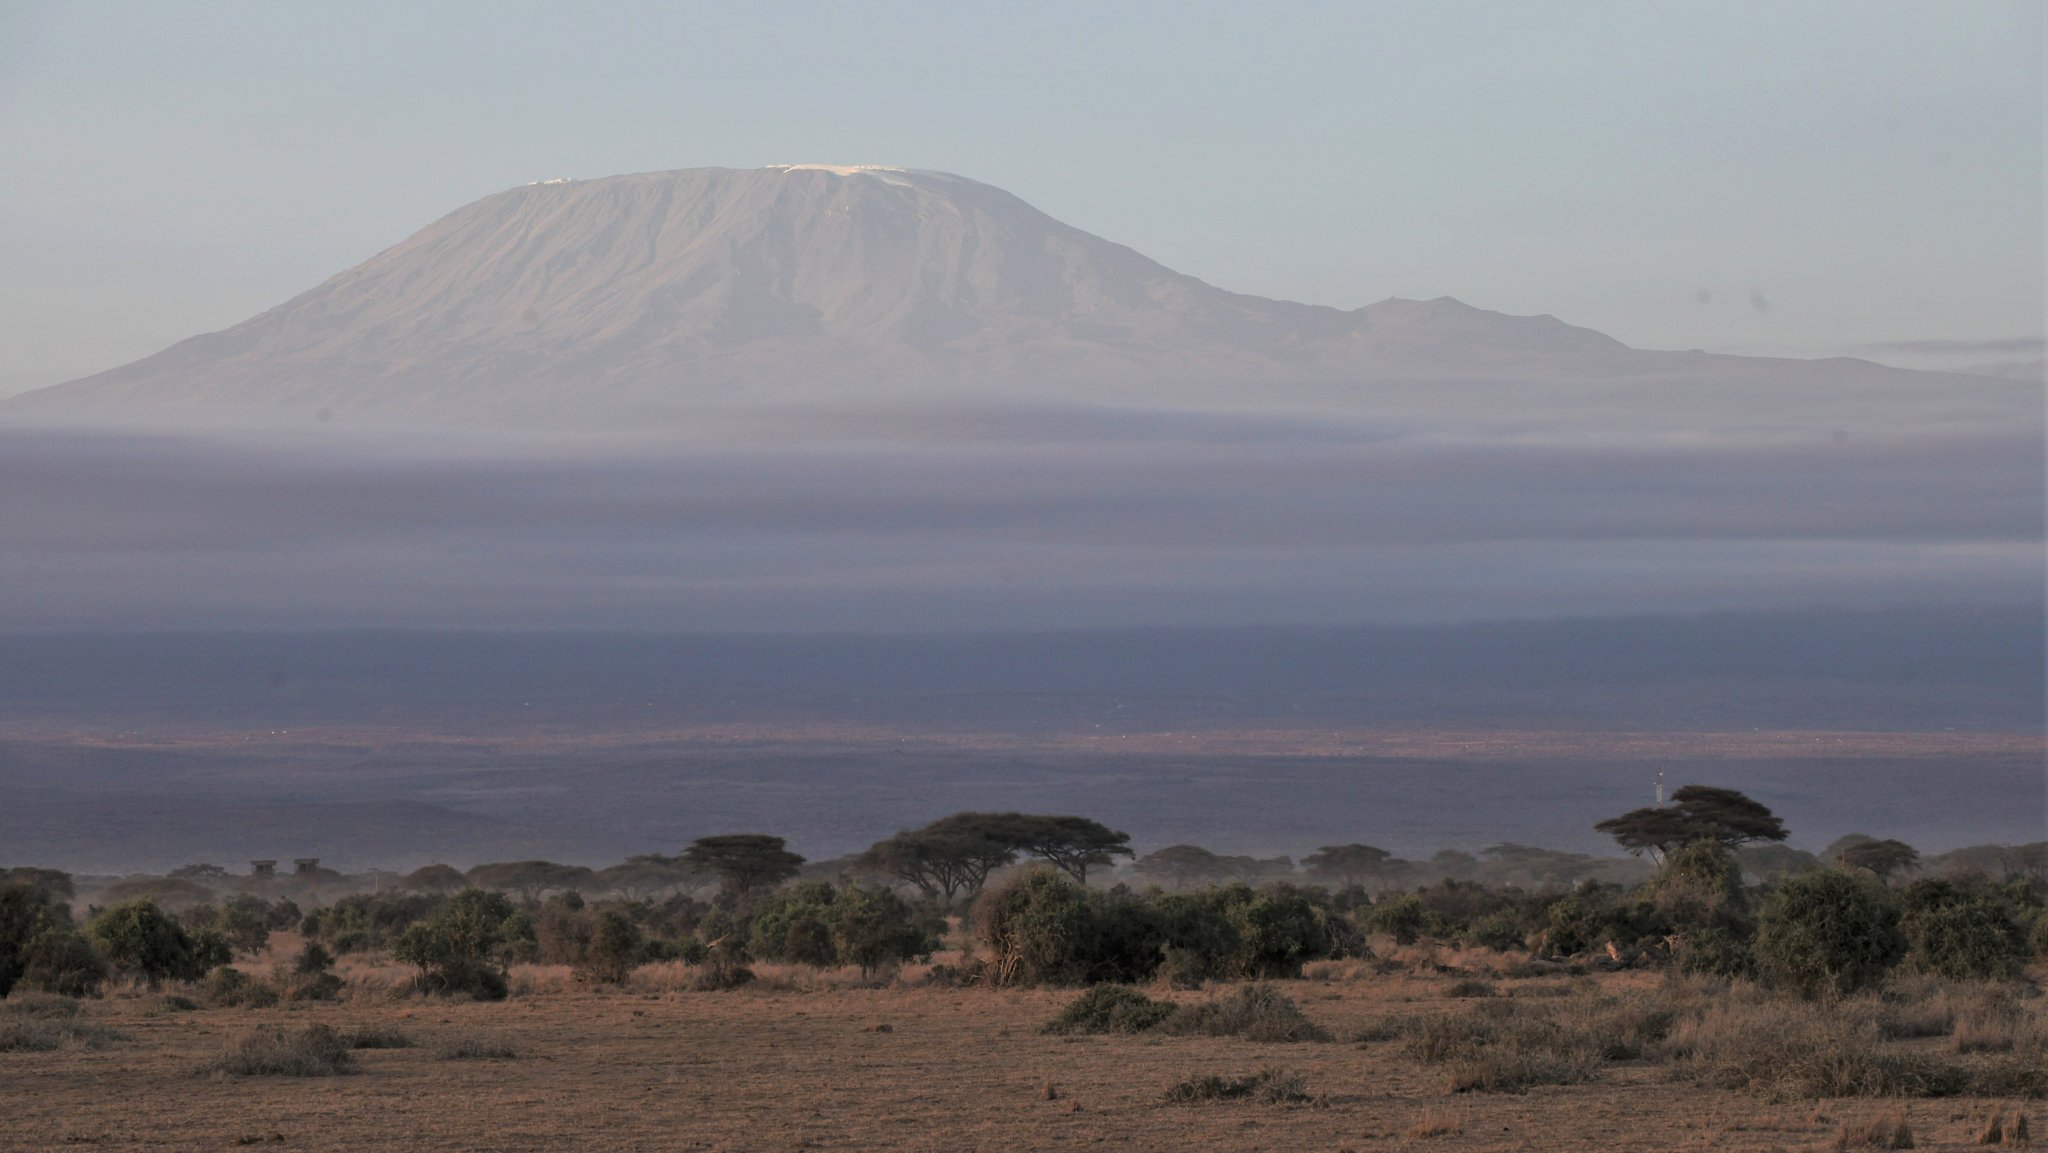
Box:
left=1753, top=871, right=1906, bottom=998
left=1366, top=893, right=1433, bottom=945
left=1043, top=985, right=1175, bottom=1034
left=973, top=869, right=1161, bottom=986
left=1900, top=879, right=2030, bottom=981
left=1, top=881, right=74, bottom=998
left=87, top=901, right=219, bottom=986
left=579, top=909, right=645, bottom=985
left=827, top=884, right=939, bottom=977
left=19, top=929, right=107, bottom=998
left=302, top=892, right=437, bottom=954
left=389, top=889, right=516, bottom=1000
left=1465, top=913, right=1526, bottom=952
left=1159, top=984, right=1331, bottom=1043
left=748, top=882, right=840, bottom=966
left=203, top=966, right=279, bottom=1008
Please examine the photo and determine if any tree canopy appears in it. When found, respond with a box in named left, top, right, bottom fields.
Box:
left=683, top=834, right=805, bottom=897
left=856, top=819, right=1017, bottom=905
left=1594, top=785, right=1788, bottom=857
left=981, top=813, right=1134, bottom=883
left=1301, top=844, right=1392, bottom=889
left=464, top=860, right=595, bottom=902
left=1837, top=838, right=1919, bottom=882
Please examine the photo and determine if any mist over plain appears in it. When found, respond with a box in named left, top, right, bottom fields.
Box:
left=4, top=398, right=2039, bottom=632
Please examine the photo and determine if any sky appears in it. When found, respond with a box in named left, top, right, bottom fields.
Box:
left=1, top=0, right=2042, bottom=400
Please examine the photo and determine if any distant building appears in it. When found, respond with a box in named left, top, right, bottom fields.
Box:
left=250, top=860, right=277, bottom=877
left=293, top=858, right=320, bottom=875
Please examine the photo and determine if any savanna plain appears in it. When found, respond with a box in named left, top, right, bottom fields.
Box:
left=5, top=901, right=2043, bottom=1152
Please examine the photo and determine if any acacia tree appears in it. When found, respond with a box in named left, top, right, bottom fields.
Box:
left=401, top=864, right=469, bottom=894
left=1837, top=839, right=1919, bottom=883
left=594, top=854, right=701, bottom=900
left=1595, top=785, right=1789, bottom=859
left=1129, top=845, right=1224, bottom=889
left=683, top=834, right=805, bottom=898
left=857, top=820, right=1017, bottom=906
left=465, top=860, right=596, bottom=903
left=988, top=814, right=1134, bottom=884
left=1302, top=844, right=1393, bottom=889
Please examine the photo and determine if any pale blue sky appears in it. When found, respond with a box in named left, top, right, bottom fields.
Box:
left=1, top=0, right=2040, bottom=397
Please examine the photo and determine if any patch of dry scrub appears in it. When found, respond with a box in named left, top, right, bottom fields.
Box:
left=208, top=1025, right=353, bottom=1077
left=1163, top=1067, right=1310, bottom=1104
left=1157, top=984, right=1331, bottom=1043
left=1830, top=1110, right=1915, bottom=1150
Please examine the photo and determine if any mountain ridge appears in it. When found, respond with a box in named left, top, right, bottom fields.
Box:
left=8, top=164, right=2019, bottom=427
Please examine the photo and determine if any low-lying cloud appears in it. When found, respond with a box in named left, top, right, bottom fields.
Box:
left=1, top=407, right=2039, bottom=631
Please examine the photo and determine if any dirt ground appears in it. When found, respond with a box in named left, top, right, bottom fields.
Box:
left=3, top=957, right=2033, bottom=1153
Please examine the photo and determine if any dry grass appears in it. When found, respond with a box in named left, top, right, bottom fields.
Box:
left=1976, top=1106, right=2032, bottom=1146
left=342, top=1025, right=413, bottom=1049
left=1162, top=1067, right=1309, bottom=1105
left=1830, top=1110, right=1915, bottom=1150
left=208, top=1025, right=353, bottom=1077
left=0, top=1016, right=124, bottom=1052
left=5, top=968, right=2044, bottom=1151
left=438, top=1033, right=518, bottom=1060
left=1404, top=1106, right=1464, bottom=1138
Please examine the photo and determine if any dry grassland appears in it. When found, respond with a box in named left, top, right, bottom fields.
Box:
left=4, top=949, right=2039, bottom=1152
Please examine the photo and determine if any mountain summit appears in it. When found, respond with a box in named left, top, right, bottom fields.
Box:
left=15, top=165, right=1649, bottom=420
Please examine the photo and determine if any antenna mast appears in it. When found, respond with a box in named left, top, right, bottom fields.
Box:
left=1655, top=765, right=1666, bottom=807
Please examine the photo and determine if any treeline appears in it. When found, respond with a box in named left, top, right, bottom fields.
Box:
left=3, top=791, right=2047, bottom=1006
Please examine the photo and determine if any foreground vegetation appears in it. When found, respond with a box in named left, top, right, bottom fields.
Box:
left=2, top=788, right=2045, bottom=1151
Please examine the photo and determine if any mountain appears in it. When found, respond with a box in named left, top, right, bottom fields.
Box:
left=8, top=165, right=2027, bottom=426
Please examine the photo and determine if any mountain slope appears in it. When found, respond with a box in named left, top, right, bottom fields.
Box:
left=10, top=164, right=2028, bottom=431
left=13, top=165, right=1641, bottom=415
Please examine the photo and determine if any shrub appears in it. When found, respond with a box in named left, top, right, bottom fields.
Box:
left=1367, top=893, right=1433, bottom=945
left=1159, top=984, right=1331, bottom=1043
left=1, top=880, right=75, bottom=999
left=389, top=889, right=515, bottom=1000
left=218, top=895, right=273, bottom=956
left=1215, top=885, right=1333, bottom=979
left=1043, top=985, right=1175, bottom=1035
left=1446, top=1045, right=1602, bottom=1094
left=203, top=966, right=279, bottom=1008
left=973, top=869, right=1127, bottom=987
left=0, top=1016, right=124, bottom=1052
left=1163, top=1067, right=1310, bottom=1104
left=88, top=900, right=221, bottom=986
left=1464, top=913, right=1526, bottom=952
left=277, top=943, right=343, bottom=1002
left=1753, top=871, right=1906, bottom=998
left=210, top=1025, right=353, bottom=1076
left=1666, top=996, right=1974, bottom=1099
left=827, top=885, right=939, bottom=977
left=303, top=892, right=438, bottom=953
left=19, top=929, right=107, bottom=998
left=344, top=1026, right=413, bottom=1049
left=748, top=882, right=841, bottom=967
left=1444, top=978, right=1496, bottom=998
left=1673, top=923, right=1755, bottom=978
left=0, top=991, right=80, bottom=1018
left=1901, top=880, right=2030, bottom=981
left=579, top=909, right=645, bottom=985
